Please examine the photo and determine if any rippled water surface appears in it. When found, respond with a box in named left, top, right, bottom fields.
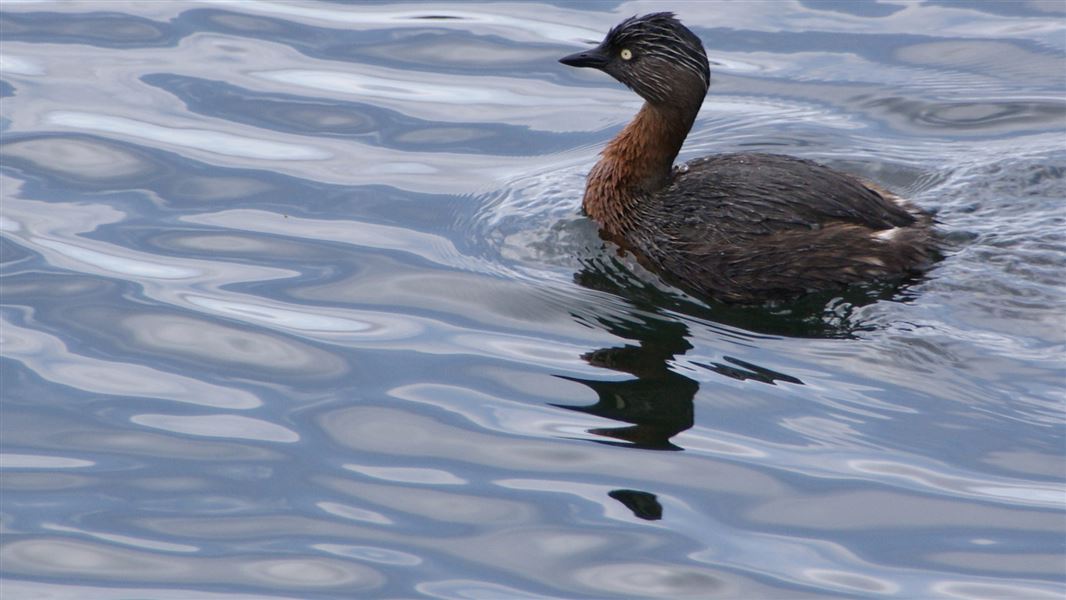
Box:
left=3, top=1, right=1065, bottom=598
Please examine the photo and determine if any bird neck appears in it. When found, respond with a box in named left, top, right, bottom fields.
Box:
left=583, top=100, right=700, bottom=235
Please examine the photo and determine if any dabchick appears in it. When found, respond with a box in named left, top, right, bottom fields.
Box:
left=561, top=13, right=938, bottom=303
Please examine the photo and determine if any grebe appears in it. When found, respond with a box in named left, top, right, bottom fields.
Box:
left=560, top=12, right=938, bottom=303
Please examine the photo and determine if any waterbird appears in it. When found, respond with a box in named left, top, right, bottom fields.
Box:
left=560, top=12, right=938, bottom=303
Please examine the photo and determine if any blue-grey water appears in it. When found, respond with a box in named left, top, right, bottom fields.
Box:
left=2, top=2, right=1065, bottom=598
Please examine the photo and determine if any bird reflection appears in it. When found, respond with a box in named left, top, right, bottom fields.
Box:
left=608, top=489, right=662, bottom=521
left=559, top=255, right=810, bottom=451
left=554, top=328, right=695, bottom=451
left=557, top=254, right=879, bottom=520
left=554, top=258, right=700, bottom=450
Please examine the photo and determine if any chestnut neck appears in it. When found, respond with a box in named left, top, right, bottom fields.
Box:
left=584, top=97, right=702, bottom=236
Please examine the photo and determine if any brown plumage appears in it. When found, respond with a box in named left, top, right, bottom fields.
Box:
left=561, top=13, right=939, bottom=303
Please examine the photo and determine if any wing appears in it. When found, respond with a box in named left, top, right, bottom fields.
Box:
left=626, top=153, right=933, bottom=301
left=662, top=152, right=917, bottom=234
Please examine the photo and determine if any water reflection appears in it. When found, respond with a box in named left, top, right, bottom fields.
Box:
left=554, top=314, right=695, bottom=451
left=572, top=254, right=890, bottom=339
left=607, top=489, right=663, bottom=521
left=560, top=255, right=813, bottom=451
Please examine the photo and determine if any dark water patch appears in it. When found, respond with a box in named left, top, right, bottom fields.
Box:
left=858, top=96, right=1066, bottom=136
left=140, top=73, right=586, bottom=155
left=180, top=7, right=394, bottom=63
left=32, top=301, right=351, bottom=384
left=3, top=268, right=356, bottom=392
left=1, top=133, right=173, bottom=191
left=0, top=11, right=182, bottom=48
left=355, top=29, right=567, bottom=74
left=704, top=26, right=1063, bottom=77
left=180, top=8, right=557, bottom=75
left=0, top=234, right=35, bottom=268
left=0, top=133, right=473, bottom=244
left=927, top=0, right=1066, bottom=18
left=3, top=271, right=125, bottom=307
left=145, top=229, right=335, bottom=264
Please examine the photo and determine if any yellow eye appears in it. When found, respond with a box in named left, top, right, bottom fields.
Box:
left=620, top=48, right=633, bottom=60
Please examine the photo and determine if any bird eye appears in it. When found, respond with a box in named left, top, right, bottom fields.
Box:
left=620, top=48, right=633, bottom=60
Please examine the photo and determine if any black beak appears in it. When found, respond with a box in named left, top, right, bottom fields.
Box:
left=559, top=46, right=609, bottom=69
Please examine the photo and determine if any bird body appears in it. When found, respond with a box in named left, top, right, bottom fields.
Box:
left=561, top=13, right=938, bottom=303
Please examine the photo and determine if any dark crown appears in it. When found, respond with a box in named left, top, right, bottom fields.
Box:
left=605, top=12, right=709, bottom=88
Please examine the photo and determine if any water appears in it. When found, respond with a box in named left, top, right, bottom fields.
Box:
left=2, top=1, right=1064, bottom=598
